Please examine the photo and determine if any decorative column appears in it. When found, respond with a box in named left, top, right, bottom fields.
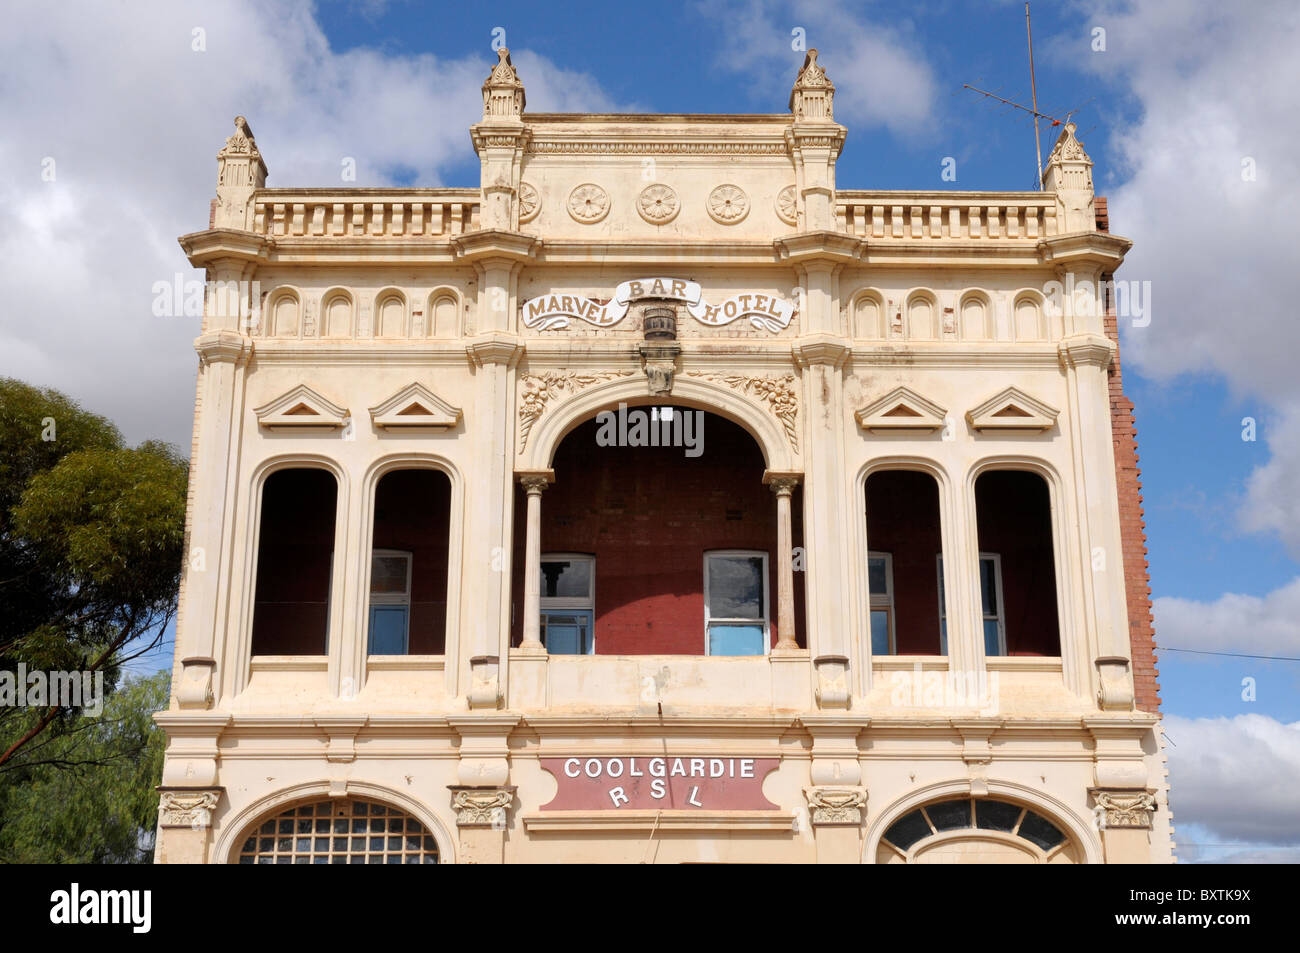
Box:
left=449, top=714, right=520, bottom=863
left=764, top=471, right=802, bottom=650
left=517, top=470, right=554, bottom=653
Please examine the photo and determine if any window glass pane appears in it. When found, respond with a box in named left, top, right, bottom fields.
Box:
left=938, top=618, right=948, bottom=656
left=707, top=556, right=764, bottom=619
left=541, top=559, right=591, bottom=599
left=976, top=799, right=1023, bottom=832
left=868, top=557, right=888, bottom=597
left=708, top=623, right=764, bottom=656
left=1017, top=811, right=1065, bottom=850
left=883, top=810, right=931, bottom=851
left=983, top=618, right=1001, bottom=657
left=870, top=610, right=890, bottom=655
left=936, top=557, right=945, bottom=616
left=926, top=799, right=971, bottom=831
left=370, top=555, right=408, bottom=595
left=368, top=605, right=408, bottom=655
left=543, top=612, right=589, bottom=655
left=980, top=558, right=998, bottom=615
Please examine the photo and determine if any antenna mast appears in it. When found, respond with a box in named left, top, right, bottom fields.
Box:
left=1026, top=2, right=1043, bottom=189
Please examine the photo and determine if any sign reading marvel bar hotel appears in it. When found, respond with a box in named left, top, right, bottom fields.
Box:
left=523, top=277, right=796, bottom=333
left=540, top=756, right=779, bottom=810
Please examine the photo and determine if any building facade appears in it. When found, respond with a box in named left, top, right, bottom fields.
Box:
left=157, top=50, right=1174, bottom=864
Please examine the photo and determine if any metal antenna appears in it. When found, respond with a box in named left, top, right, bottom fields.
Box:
left=1026, top=2, right=1043, bottom=188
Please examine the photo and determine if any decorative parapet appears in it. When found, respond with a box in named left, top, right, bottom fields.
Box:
left=247, top=190, right=480, bottom=239
left=1090, top=789, right=1157, bottom=830
left=158, top=788, right=222, bottom=830
left=803, top=786, right=867, bottom=826
left=836, top=191, right=1057, bottom=240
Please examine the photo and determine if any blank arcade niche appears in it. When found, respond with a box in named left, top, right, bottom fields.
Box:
left=251, top=468, right=338, bottom=655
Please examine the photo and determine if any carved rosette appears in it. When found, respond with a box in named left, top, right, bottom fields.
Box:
left=567, top=183, right=610, bottom=223
left=804, top=787, right=867, bottom=826
left=1091, top=789, right=1157, bottom=830
left=707, top=184, right=749, bottom=224
left=776, top=185, right=798, bottom=226
left=518, top=182, right=540, bottom=224
left=518, top=370, right=635, bottom=448
left=450, top=787, right=515, bottom=828
left=637, top=183, right=680, bottom=224
left=685, top=372, right=799, bottom=452
left=158, top=789, right=221, bottom=830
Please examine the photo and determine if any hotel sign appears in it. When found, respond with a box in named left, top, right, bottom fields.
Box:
left=522, top=277, right=795, bottom=334
left=540, top=756, right=780, bottom=810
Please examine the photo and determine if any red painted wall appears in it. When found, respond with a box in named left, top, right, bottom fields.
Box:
left=251, top=468, right=337, bottom=655
left=372, top=469, right=451, bottom=654
left=974, top=470, right=1061, bottom=656
left=510, top=411, right=805, bottom=654
left=865, top=470, right=944, bottom=654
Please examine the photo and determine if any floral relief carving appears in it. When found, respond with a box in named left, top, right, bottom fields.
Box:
left=518, top=181, right=540, bottom=223
left=158, top=790, right=220, bottom=829
left=776, top=184, right=798, bottom=225
left=567, top=183, right=610, bottom=223
left=637, top=183, right=680, bottom=224
left=518, top=370, right=635, bottom=448
left=707, top=184, right=750, bottom=224
left=684, top=371, right=799, bottom=452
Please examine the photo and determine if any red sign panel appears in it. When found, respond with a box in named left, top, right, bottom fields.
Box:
left=540, top=756, right=780, bottom=810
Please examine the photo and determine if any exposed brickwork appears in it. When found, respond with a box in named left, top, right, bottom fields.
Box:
left=1100, top=198, right=1161, bottom=711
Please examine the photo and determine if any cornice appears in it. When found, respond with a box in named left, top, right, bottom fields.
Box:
left=194, top=329, right=252, bottom=366
left=178, top=228, right=270, bottom=268
left=532, top=239, right=786, bottom=266
left=774, top=230, right=866, bottom=265
left=452, top=228, right=541, bottom=264
left=466, top=331, right=526, bottom=368
left=792, top=333, right=851, bottom=368
left=1037, top=230, right=1132, bottom=269
left=1058, top=333, right=1118, bottom=369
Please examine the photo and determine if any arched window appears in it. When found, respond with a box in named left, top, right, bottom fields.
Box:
left=852, top=293, right=884, bottom=340
left=430, top=292, right=459, bottom=338
left=1014, top=293, right=1046, bottom=341
left=251, top=468, right=338, bottom=656
left=865, top=470, right=944, bottom=655
left=235, top=798, right=440, bottom=864
left=878, top=797, right=1078, bottom=864
left=959, top=292, right=993, bottom=341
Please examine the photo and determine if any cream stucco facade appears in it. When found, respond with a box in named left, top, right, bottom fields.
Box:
left=156, top=50, right=1174, bottom=864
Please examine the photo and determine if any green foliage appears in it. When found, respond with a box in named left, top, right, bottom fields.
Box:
left=0, top=378, right=187, bottom=773
left=0, top=670, right=169, bottom=864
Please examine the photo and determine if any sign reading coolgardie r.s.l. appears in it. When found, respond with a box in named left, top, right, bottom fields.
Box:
left=522, top=277, right=796, bottom=334
left=540, top=756, right=780, bottom=810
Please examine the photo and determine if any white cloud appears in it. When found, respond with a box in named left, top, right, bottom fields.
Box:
left=0, top=1, right=622, bottom=447
left=1165, top=714, right=1300, bottom=846
left=1069, top=1, right=1300, bottom=557
left=697, top=0, right=937, bottom=132
left=1154, top=577, right=1300, bottom=656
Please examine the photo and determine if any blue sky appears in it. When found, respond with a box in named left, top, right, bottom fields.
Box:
left=3, top=0, right=1297, bottom=859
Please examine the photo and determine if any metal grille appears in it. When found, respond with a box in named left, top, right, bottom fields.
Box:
left=236, top=798, right=440, bottom=864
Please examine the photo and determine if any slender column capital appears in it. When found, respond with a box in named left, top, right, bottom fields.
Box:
left=764, top=469, right=802, bottom=496
left=517, top=468, right=554, bottom=494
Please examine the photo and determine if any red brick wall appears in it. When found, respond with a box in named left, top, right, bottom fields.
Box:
left=1100, top=211, right=1161, bottom=709
left=510, top=411, right=805, bottom=654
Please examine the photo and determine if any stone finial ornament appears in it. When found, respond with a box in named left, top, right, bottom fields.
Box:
left=789, top=48, right=835, bottom=121
left=1042, top=122, right=1096, bottom=233
left=482, top=47, right=526, bottom=119
left=214, top=115, right=267, bottom=229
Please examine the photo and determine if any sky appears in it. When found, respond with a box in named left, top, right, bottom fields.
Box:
left=1, top=0, right=1297, bottom=862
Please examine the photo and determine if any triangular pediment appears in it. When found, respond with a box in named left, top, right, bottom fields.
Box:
left=254, top=384, right=349, bottom=431
left=855, top=386, right=947, bottom=433
left=369, top=382, right=461, bottom=432
left=966, top=387, right=1059, bottom=432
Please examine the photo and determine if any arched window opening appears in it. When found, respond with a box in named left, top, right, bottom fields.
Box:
left=865, top=470, right=944, bottom=655
left=971, top=470, right=1060, bottom=656
left=877, top=796, right=1077, bottom=864
left=368, top=469, right=452, bottom=655
left=251, top=468, right=337, bottom=655
left=235, top=798, right=440, bottom=864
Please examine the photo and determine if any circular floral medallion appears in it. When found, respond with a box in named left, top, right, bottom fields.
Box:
left=707, top=184, right=750, bottom=224
left=637, top=183, right=679, bottom=224
left=518, top=181, right=540, bottom=223
left=567, top=183, right=610, bottom=223
left=775, top=185, right=798, bottom=226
